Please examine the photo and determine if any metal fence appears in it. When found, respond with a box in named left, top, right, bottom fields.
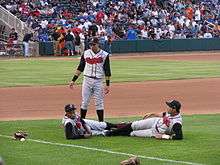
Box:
left=0, top=42, right=23, bottom=56
left=0, top=42, right=39, bottom=57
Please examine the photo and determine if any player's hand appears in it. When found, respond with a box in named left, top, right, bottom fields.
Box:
left=69, top=81, right=75, bottom=89
left=155, top=134, right=171, bottom=140
left=84, top=133, right=92, bottom=138
left=104, top=86, right=110, bottom=95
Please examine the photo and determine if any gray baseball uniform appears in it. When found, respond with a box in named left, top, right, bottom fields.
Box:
left=130, top=112, right=182, bottom=137
left=62, top=116, right=108, bottom=136
left=75, top=47, right=111, bottom=121
left=84, top=119, right=108, bottom=136
left=62, top=114, right=87, bottom=139
left=105, top=112, right=183, bottom=140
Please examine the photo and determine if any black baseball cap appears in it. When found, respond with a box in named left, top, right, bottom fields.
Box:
left=64, top=104, right=76, bottom=112
left=166, top=100, right=181, bottom=112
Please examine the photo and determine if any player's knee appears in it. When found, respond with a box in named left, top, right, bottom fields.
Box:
left=95, top=104, right=104, bottom=110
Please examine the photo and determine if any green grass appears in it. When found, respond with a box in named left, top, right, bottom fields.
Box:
left=0, top=114, right=220, bottom=165
left=0, top=58, right=220, bottom=87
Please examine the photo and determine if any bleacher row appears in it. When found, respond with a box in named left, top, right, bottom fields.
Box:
left=0, top=0, right=219, bottom=42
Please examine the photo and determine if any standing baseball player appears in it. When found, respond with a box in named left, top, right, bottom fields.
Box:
left=105, top=100, right=183, bottom=140
left=69, top=37, right=111, bottom=122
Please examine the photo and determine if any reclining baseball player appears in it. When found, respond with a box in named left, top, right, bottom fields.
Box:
left=62, top=104, right=118, bottom=139
left=105, top=100, right=183, bottom=140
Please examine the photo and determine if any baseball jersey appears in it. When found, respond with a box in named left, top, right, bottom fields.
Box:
left=155, top=112, right=182, bottom=134
left=77, top=49, right=111, bottom=79
left=62, top=114, right=86, bottom=135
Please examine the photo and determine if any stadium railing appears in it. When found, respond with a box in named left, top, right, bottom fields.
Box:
left=0, top=5, right=33, bottom=41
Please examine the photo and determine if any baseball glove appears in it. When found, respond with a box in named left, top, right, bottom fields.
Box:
left=120, top=156, right=140, bottom=165
left=13, top=131, right=28, bottom=140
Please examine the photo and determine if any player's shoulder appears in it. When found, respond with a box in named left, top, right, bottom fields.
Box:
left=101, top=50, right=109, bottom=56
left=84, top=49, right=91, bottom=54
left=98, top=50, right=109, bottom=59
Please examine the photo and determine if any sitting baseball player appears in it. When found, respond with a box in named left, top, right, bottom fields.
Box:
left=62, top=104, right=91, bottom=139
left=62, top=104, right=118, bottom=139
left=105, top=100, right=183, bottom=140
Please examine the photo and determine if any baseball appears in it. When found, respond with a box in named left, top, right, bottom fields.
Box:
left=20, top=138, right=26, bottom=142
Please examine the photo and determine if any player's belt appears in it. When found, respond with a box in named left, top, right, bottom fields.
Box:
left=84, top=75, right=102, bottom=79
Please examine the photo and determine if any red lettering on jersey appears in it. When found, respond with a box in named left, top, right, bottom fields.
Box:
left=85, top=57, right=103, bottom=64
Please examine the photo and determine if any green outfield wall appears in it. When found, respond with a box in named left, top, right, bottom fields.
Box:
left=39, top=42, right=54, bottom=56
left=111, top=38, right=220, bottom=53
left=39, top=38, right=220, bottom=55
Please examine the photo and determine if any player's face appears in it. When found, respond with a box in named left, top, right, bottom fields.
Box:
left=167, top=107, right=174, bottom=114
left=66, top=111, right=76, bottom=118
left=167, top=107, right=177, bottom=116
left=91, top=43, right=99, bottom=52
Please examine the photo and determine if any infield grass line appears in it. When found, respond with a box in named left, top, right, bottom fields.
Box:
left=0, top=134, right=203, bottom=165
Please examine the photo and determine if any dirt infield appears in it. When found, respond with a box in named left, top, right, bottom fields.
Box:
left=0, top=52, right=220, bottom=121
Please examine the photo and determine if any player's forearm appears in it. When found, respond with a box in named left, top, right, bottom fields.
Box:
left=104, top=55, right=111, bottom=77
left=65, top=124, right=85, bottom=139
left=143, top=113, right=161, bottom=119
left=74, top=70, right=82, bottom=77
left=71, top=70, right=81, bottom=82
left=155, top=134, right=183, bottom=140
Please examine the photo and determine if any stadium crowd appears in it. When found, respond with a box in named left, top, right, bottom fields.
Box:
left=1, top=0, right=220, bottom=55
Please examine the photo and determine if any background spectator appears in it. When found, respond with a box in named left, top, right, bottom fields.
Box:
left=1, top=0, right=220, bottom=56
left=23, top=32, right=33, bottom=57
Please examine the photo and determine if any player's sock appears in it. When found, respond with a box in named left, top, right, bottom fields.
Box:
left=106, top=123, right=132, bottom=136
left=96, top=109, right=104, bottom=122
left=106, top=122, right=118, bottom=130
left=80, top=108, right=87, bottom=119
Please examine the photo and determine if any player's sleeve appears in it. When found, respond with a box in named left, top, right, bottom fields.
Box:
left=103, top=55, right=111, bottom=77
left=171, top=123, right=183, bottom=140
left=65, top=122, right=85, bottom=139
left=77, top=54, right=86, bottom=72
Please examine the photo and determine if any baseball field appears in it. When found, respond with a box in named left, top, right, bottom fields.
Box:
left=0, top=52, right=220, bottom=165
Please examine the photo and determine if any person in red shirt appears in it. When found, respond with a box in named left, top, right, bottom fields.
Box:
left=96, top=10, right=105, bottom=24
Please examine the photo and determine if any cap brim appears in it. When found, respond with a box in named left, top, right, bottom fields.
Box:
left=166, top=101, right=172, bottom=108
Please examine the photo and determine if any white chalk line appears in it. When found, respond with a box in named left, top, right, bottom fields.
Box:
left=0, top=134, right=204, bottom=165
